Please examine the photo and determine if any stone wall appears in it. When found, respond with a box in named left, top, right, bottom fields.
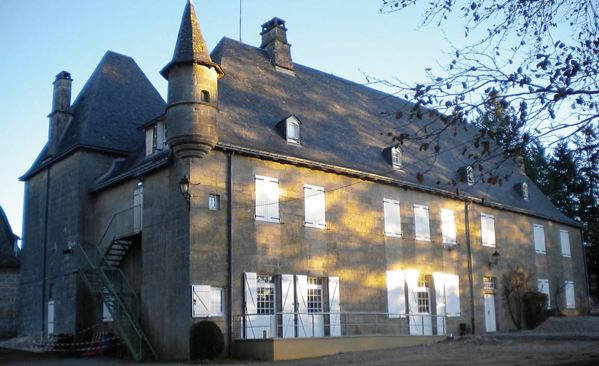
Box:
left=0, top=268, right=19, bottom=338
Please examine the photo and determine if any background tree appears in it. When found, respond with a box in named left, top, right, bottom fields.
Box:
left=376, top=0, right=599, bottom=182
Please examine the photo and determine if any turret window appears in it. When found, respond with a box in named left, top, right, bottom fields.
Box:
left=201, top=90, right=210, bottom=103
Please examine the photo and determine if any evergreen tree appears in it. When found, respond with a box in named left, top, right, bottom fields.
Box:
left=524, top=141, right=551, bottom=195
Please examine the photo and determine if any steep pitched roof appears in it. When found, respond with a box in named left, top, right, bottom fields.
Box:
left=160, top=0, right=223, bottom=78
left=211, top=38, right=577, bottom=226
left=21, top=51, right=166, bottom=180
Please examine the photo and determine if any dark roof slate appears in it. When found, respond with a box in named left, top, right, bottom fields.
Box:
left=211, top=38, right=578, bottom=227
left=160, top=0, right=223, bottom=78
left=21, top=51, right=166, bottom=180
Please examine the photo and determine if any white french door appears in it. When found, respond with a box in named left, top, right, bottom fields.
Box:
left=484, top=294, right=496, bottom=332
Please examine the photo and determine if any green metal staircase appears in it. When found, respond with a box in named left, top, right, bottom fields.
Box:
left=74, top=206, right=157, bottom=361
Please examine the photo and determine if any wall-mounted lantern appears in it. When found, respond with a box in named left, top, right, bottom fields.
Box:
left=179, top=176, right=200, bottom=211
left=488, top=250, right=500, bottom=267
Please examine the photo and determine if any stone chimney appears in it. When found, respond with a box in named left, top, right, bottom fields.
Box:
left=48, top=71, right=73, bottom=156
left=260, top=17, right=294, bottom=72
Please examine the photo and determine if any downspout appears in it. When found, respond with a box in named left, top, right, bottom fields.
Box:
left=41, top=166, right=51, bottom=339
left=226, top=152, right=233, bottom=355
left=464, top=200, right=475, bottom=334
left=581, top=228, right=591, bottom=312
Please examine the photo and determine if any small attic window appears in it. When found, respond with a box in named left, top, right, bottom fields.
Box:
left=514, top=182, right=529, bottom=201
left=286, top=118, right=300, bottom=144
left=466, top=165, right=474, bottom=186
left=391, top=147, right=402, bottom=169
left=201, top=90, right=210, bottom=103
left=145, top=121, right=166, bottom=156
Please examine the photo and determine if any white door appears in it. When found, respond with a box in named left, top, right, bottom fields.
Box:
left=484, top=294, right=496, bottom=332
left=296, top=275, right=324, bottom=337
left=407, top=271, right=433, bottom=335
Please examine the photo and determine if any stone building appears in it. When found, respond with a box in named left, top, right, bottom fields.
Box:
left=18, top=1, right=587, bottom=361
left=0, top=206, right=20, bottom=338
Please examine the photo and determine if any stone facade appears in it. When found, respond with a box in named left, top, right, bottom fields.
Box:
left=0, top=206, right=20, bottom=338
left=17, top=1, right=588, bottom=361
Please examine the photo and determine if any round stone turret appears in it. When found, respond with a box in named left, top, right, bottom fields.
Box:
left=161, top=0, right=224, bottom=160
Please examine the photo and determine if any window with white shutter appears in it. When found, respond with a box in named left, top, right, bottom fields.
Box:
left=210, top=287, right=224, bottom=316
left=533, top=224, right=546, bottom=254
left=414, top=204, right=431, bottom=241
left=191, top=285, right=211, bottom=317
left=384, top=199, right=402, bottom=237
left=255, top=176, right=280, bottom=222
left=537, top=279, right=551, bottom=309
left=441, top=209, right=456, bottom=245
left=304, top=185, right=326, bottom=228
left=560, top=230, right=571, bottom=258
left=565, top=281, right=576, bottom=309
left=480, top=213, right=496, bottom=247
left=386, top=270, right=406, bottom=318
left=47, top=300, right=55, bottom=335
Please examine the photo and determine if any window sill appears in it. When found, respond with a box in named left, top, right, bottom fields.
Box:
left=256, top=217, right=280, bottom=223
left=385, top=233, right=402, bottom=238
left=415, top=237, right=431, bottom=241
left=305, top=223, right=326, bottom=229
left=561, top=254, right=571, bottom=258
left=482, top=243, right=496, bottom=248
left=535, top=250, right=546, bottom=255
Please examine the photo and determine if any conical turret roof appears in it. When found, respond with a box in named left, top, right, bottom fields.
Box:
left=160, top=0, right=224, bottom=79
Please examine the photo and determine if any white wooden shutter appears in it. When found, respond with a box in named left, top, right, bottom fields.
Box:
left=560, top=230, right=571, bottom=257
left=384, top=199, right=402, bottom=237
left=414, top=205, right=431, bottom=240
left=145, top=128, right=153, bottom=155
left=537, top=279, right=551, bottom=309
left=441, top=209, right=456, bottom=244
left=191, top=285, right=211, bottom=317
left=565, top=281, right=576, bottom=309
left=405, top=270, right=420, bottom=335
left=386, top=270, right=406, bottom=318
left=47, top=300, right=55, bottom=335
left=281, top=274, right=295, bottom=338
left=244, top=272, right=258, bottom=337
left=328, top=276, right=341, bottom=336
left=305, top=185, right=326, bottom=228
left=296, top=275, right=309, bottom=337
left=533, top=224, right=546, bottom=254
left=444, top=274, right=460, bottom=317
left=156, top=122, right=165, bottom=150
left=255, top=176, right=279, bottom=222
left=480, top=214, right=496, bottom=247
left=432, top=273, right=446, bottom=334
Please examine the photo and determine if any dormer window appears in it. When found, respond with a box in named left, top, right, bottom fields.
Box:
left=466, top=165, right=474, bottom=186
left=287, top=119, right=300, bottom=144
left=145, top=121, right=166, bottom=156
left=514, top=182, right=529, bottom=200
left=391, top=147, right=402, bottom=169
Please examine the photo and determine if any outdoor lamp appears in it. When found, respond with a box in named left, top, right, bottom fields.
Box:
left=488, top=250, right=500, bottom=267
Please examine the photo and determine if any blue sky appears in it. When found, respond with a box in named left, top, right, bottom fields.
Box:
left=0, top=0, right=461, bottom=237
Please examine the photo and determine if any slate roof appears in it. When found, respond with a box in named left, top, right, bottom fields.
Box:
left=160, top=0, right=223, bottom=78
left=21, top=51, right=166, bottom=180
left=210, top=38, right=578, bottom=227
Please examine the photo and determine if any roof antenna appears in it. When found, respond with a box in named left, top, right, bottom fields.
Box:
left=239, top=0, right=243, bottom=42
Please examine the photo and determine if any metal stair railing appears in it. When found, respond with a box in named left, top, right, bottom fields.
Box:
left=74, top=243, right=157, bottom=361
left=97, top=206, right=142, bottom=263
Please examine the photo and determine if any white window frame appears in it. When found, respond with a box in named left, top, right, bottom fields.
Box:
left=210, top=287, right=224, bottom=316
left=560, top=230, right=571, bottom=258
left=522, top=182, right=529, bottom=201
left=537, top=279, right=551, bottom=309
left=255, top=175, right=280, bottom=223
left=286, top=119, right=300, bottom=144
left=304, top=184, right=326, bottom=229
left=533, top=224, right=546, bottom=254
left=208, top=194, right=220, bottom=211
left=383, top=198, right=402, bottom=237
left=480, top=213, right=496, bottom=247
left=414, top=204, right=431, bottom=241
left=102, top=288, right=114, bottom=322
left=391, top=147, right=402, bottom=169
left=440, top=208, right=457, bottom=245
left=565, top=281, right=576, bottom=309
left=466, top=165, right=474, bottom=186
